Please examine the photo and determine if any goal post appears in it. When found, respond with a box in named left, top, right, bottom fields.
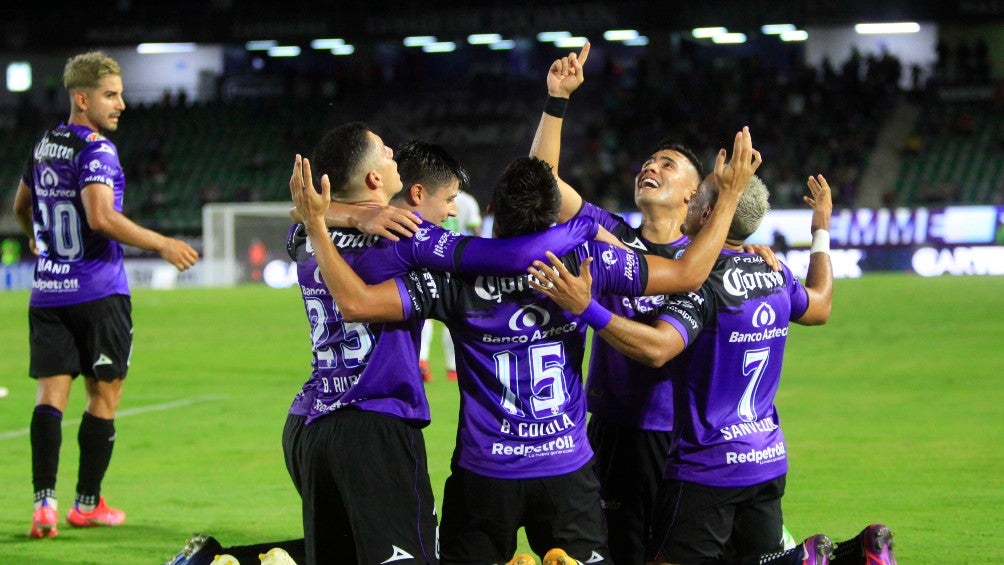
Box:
left=202, top=202, right=298, bottom=287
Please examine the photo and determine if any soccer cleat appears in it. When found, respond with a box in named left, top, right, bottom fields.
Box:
left=259, top=547, right=298, bottom=565
left=211, top=555, right=240, bottom=565
left=505, top=554, right=537, bottom=565
left=29, top=499, right=59, bottom=539
left=419, top=361, right=432, bottom=383
left=446, top=370, right=458, bottom=381
left=862, top=524, right=897, bottom=565
left=542, top=548, right=574, bottom=565
left=800, top=534, right=833, bottom=565
left=165, top=533, right=225, bottom=565
left=67, top=496, right=125, bottom=527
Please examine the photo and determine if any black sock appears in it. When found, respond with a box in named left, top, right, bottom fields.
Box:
left=224, top=539, right=306, bottom=564
left=830, top=530, right=865, bottom=564
left=75, top=411, right=116, bottom=505
left=31, top=405, right=63, bottom=495
left=754, top=547, right=803, bottom=565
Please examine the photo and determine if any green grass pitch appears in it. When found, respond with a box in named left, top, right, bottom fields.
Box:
left=0, top=273, right=1001, bottom=564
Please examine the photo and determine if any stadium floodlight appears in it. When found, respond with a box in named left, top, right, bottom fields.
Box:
left=245, top=40, right=277, bottom=51
left=780, top=30, right=809, bottom=42
left=267, top=46, right=301, bottom=57
left=624, top=36, right=650, bottom=46
left=330, top=45, right=355, bottom=55
left=489, top=39, right=516, bottom=50
left=761, top=24, right=796, bottom=35
left=554, top=36, right=588, bottom=48
left=137, top=42, right=197, bottom=54
left=310, top=38, right=345, bottom=49
left=712, top=32, right=747, bottom=44
left=422, top=41, right=456, bottom=53
left=692, top=27, right=728, bottom=39
left=536, top=31, right=571, bottom=42
left=6, top=62, right=31, bottom=92
left=603, top=29, right=639, bottom=41
left=404, top=36, right=437, bottom=47
left=854, top=22, right=921, bottom=34
left=468, top=33, right=502, bottom=45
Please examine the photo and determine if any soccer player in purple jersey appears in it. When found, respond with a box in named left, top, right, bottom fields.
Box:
left=531, top=173, right=896, bottom=565
left=531, top=42, right=710, bottom=563
left=289, top=124, right=760, bottom=564
left=12, top=51, right=198, bottom=540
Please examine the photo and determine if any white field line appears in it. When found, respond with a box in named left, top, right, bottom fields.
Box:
left=0, top=395, right=227, bottom=441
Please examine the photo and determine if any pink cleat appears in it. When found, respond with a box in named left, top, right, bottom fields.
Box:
left=67, top=496, right=126, bottom=527
left=29, top=499, right=59, bottom=538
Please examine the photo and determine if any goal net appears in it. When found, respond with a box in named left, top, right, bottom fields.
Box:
left=201, top=202, right=298, bottom=287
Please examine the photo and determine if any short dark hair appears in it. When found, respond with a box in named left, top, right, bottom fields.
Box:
left=651, top=138, right=704, bottom=180
left=311, top=121, right=372, bottom=197
left=491, top=156, right=560, bottom=238
left=395, top=138, right=470, bottom=196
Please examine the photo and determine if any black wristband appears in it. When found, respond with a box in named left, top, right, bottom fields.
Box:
left=544, top=96, right=568, bottom=118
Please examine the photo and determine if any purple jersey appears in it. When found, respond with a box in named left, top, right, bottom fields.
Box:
left=285, top=217, right=597, bottom=424
left=22, top=123, right=130, bottom=307
left=577, top=201, right=688, bottom=431
left=397, top=241, right=647, bottom=479
left=656, top=251, right=809, bottom=487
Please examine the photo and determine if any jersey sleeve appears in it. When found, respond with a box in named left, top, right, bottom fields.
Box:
left=77, top=141, right=123, bottom=189
left=457, top=215, right=599, bottom=274
left=581, top=241, right=648, bottom=297
left=656, top=289, right=712, bottom=347
left=786, top=264, right=811, bottom=321
left=396, top=269, right=462, bottom=322
left=397, top=216, right=599, bottom=276
left=576, top=200, right=632, bottom=236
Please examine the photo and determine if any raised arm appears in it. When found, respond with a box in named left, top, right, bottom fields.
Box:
left=794, top=174, right=833, bottom=325
left=644, top=127, right=762, bottom=294
left=287, top=201, right=421, bottom=242
left=529, top=43, right=590, bottom=222
left=290, top=154, right=406, bottom=323
left=528, top=251, right=685, bottom=367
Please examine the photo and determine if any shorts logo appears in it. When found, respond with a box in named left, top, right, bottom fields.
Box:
left=751, top=302, right=776, bottom=328
left=93, top=353, right=114, bottom=368
left=585, top=551, right=606, bottom=563
left=508, top=304, right=550, bottom=331
left=381, top=545, right=414, bottom=563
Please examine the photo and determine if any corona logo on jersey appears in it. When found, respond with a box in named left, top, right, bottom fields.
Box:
left=722, top=266, right=784, bottom=299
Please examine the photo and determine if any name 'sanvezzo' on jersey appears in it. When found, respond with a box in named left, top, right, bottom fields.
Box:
left=720, top=416, right=779, bottom=440
left=725, top=441, right=786, bottom=465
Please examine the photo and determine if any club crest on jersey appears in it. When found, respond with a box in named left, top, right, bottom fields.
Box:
left=751, top=302, right=776, bottom=328
left=508, top=304, right=550, bottom=331
left=414, top=226, right=433, bottom=242
left=601, top=249, right=618, bottom=266
left=86, top=132, right=105, bottom=142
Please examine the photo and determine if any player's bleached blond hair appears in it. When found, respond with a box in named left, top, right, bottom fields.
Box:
left=63, top=51, right=121, bottom=92
left=728, top=174, right=770, bottom=242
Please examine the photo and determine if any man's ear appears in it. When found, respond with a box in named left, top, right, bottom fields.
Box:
left=73, top=89, right=89, bottom=112
left=409, top=183, right=426, bottom=205
left=365, top=170, right=380, bottom=191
